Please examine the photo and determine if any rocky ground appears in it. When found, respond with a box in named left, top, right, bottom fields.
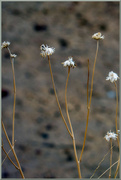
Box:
left=2, top=1, right=119, bottom=178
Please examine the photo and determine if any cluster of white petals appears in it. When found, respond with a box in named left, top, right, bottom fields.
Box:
left=40, top=44, right=55, bottom=57
left=10, top=54, right=17, bottom=58
left=106, top=71, right=119, bottom=83
left=62, top=57, right=76, bottom=68
left=92, top=32, right=104, bottom=40
left=104, top=131, right=118, bottom=142
left=118, top=130, right=120, bottom=134
left=1, top=41, right=10, bottom=49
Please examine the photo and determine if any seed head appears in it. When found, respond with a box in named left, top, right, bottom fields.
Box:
left=10, top=54, right=17, bottom=58
left=106, top=71, right=119, bottom=83
left=40, top=44, right=55, bottom=57
left=1, top=41, right=10, bottom=49
left=104, top=131, right=118, bottom=142
left=62, top=57, right=76, bottom=68
left=92, top=32, right=104, bottom=40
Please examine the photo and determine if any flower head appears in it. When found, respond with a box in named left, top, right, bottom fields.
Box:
left=104, top=131, right=118, bottom=142
left=10, top=54, right=17, bottom=58
left=92, top=32, right=104, bottom=40
left=106, top=71, right=119, bottom=83
left=1, top=41, right=10, bottom=49
left=62, top=57, right=76, bottom=69
left=40, top=44, right=55, bottom=57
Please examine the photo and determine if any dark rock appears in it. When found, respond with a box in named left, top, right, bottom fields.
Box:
left=59, top=38, right=68, bottom=48
left=45, top=124, right=53, bottom=130
left=2, top=88, right=9, bottom=98
left=34, top=24, right=47, bottom=32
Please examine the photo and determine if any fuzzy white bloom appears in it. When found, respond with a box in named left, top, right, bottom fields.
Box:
left=10, top=54, right=17, bottom=58
left=1, top=41, right=10, bottom=49
left=118, top=130, right=120, bottom=134
left=40, top=44, right=55, bottom=57
left=92, top=32, right=104, bottom=40
left=106, top=71, right=119, bottom=83
left=62, top=57, right=76, bottom=68
left=104, top=131, right=118, bottom=142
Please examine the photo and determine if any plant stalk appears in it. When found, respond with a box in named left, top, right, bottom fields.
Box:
left=79, top=40, right=99, bottom=162
left=48, top=55, right=72, bottom=138
left=2, top=121, right=25, bottom=178
left=65, top=67, right=82, bottom=178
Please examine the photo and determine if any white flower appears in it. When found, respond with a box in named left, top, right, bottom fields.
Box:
left=118, top=130, right=120, bottom=134
left=104, top=131, right=118, bottom=142
left=10, top=54, right=17, bottom=58
left=1, top=41, right=10, bottom=49
left=62, top=57, right=76, bottom=68
left=40, top=44, right=55, bottom=57
left=106, top=71, right=119, bottom=83
left=92, top=32, right=104, bottom=40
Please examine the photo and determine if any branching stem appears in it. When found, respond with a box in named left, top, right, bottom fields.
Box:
left=2, top=121, right=25, bottom=178
left=48, top=55, right=72, bottom=138
left=65, top=67, right=81, bottom=178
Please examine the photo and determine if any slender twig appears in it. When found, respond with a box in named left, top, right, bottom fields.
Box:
left=2, top=145, right=19, bottom=170
left=90, top=145, right=114, bottom=179
left=87, top=59, right=89, bottom=108
left=114, top=81, right=120, bottom=149
left=2, top=120, right=25, bottom=178
left=7, top=47, right=16, bottom=147
left=65, top=67, right=73, bottom=134
left=98, top=160, right=119, bottom=179
left=2, top=139, right=16, bottom=165
left=109, top=139, right=112, bottom=178
left=2, top=147, right=12, bottom=165
left=65, top=67, right=81, bottom=178
left=47, top=55, right=72, bottom=138
left=79, top=40, right=99, bottom=162
left=114, top=156, right=120, bottom=178
left=11, top=59, right=16, bottom=147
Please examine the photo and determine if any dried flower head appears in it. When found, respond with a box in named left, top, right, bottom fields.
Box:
left=104, top=131, right=118, bottom=142
left=1, top=41, right=10, bottom=49
left=92, top=32, right=104, bottom=40
left=10, top=54, right=17, bottom=58
left=106, top=71, right=119, bottom=83
left=40, top=44, right=55, bottom=57
left=62, top=57, right=76, bottom=68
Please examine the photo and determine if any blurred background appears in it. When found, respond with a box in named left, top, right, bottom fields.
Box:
left=2, top=1, right=119, bottom=178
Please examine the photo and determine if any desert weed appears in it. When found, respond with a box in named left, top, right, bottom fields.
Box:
left=2, top=31, right=119, bottom=178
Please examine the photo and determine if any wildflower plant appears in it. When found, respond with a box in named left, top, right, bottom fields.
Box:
left=39, top=32, right=120, bottom=178
left=2, top=42, right=25, bottom=178
left=2, top=31, right=119, bottom=178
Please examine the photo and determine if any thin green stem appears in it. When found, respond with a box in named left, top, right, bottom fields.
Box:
left=47, top=55, right=72, bottom=138
left=2, top=120, right=25, bottom=178
left=79, top=40, right=99, bottom=162
left=65, top=67, right=81, bottom=178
